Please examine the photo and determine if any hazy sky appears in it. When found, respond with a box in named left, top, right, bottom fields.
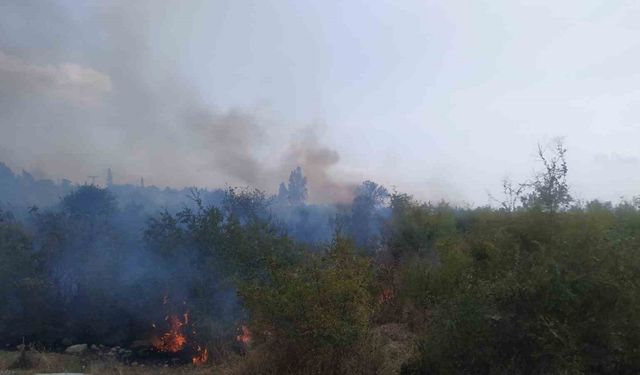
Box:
left=1, top=0, right=639, bottom=204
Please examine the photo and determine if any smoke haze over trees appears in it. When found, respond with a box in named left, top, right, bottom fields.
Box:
left=2, top=1, right=640, bottom=374
left=2, top=1, right=640, bottom=204
left=0, top=1, right=356, bottom=204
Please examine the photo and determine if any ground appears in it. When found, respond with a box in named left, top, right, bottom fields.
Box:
left=0, top=323, right=415, bottom=374
left=0, top=350, right=236, bottom=375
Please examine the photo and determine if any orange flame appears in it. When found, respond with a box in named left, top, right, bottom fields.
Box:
left=153, top=294, right=209, bottom=365
left=152, top=313, right=188, bottom=353
left=236, top=325, right=252, bottom=345
left=192, top=346, right=209, bottom=365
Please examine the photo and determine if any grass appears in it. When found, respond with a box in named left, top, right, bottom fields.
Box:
left=0, top=324, right=415, bottom=375
left=0, top=350, right=235, bottom=375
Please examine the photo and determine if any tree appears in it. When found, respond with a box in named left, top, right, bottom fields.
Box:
left=522, top=139, right=572, bottom=213
left=61, top=185, right=116, bottom=217
left=277, top=182, right=289, bottom=204
left=491, top=139, right=573, bottom=213
left=287, top=167, right=308, bottom=206
left=351, top=181, right=389, bottom=248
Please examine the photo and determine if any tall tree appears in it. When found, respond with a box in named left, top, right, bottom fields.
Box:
left=286, top=167, right=308, bottom=206
left=351, top=180, right=389, bottom=248
left=277, top=182, right=289, bottom=203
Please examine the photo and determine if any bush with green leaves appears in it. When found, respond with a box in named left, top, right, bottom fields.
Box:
left=384, top=193, right=458, bottom=262
left=400, top=207, right=640, bottom=374
left=239, top=237, right=375, bottom=373
left=142, top=187, right=302, bottom=356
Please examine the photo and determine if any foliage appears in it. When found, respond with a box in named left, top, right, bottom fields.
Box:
left=3, top=142, right=640, bottom=374
left=350, top=180, right=390, bottom=249
left=521, top=140, right=573, bottom=212
left=287, top=166, right=308, bottom=206
left=384, top=193, right=457, bottom=262
left=493, top=139, right=573, bottom=213
left=0, top=208, right=62, bottom=346
left=60, top=185, right=117, bottom=217
left=277, top=167, right=308, bottom=206
left=239, top=237, right=375, bottom=373
left=399, top=207, right=640, bottom=374
left=0, top=210, right=36, bottom=338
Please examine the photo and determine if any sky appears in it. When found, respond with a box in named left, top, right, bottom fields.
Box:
left=1, top=0, right=639, bottom=204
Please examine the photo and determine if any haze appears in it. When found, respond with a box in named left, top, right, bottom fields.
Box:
left=1, top=0, right=639, bottom=204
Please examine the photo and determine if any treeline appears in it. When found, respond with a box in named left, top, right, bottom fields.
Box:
left=2, top=142, right=640, bottom=374
left=0, top=168, right=389, bottom=356
left=0, top=161, right=225, bottom=215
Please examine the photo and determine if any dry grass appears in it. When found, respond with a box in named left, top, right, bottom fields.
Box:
left=229, top=324, right=415, bottom=375
left=0, top=325, right=413, bottom=375
left=0, top=350, right=237, bottom=375
left=1, top=350, right=84, bottom=374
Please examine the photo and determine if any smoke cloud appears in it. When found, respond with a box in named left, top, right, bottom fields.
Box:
left=0, top=50, right=112, bottom=105
left=0, top=1, right=356, bottom=203
left=282, top=129, right=357, bottom=203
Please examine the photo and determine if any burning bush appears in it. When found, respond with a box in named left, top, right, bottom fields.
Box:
left=142, top=188, right=299, bottom=361
left=148, top=295, right=211, bottom=365
left=152, top=313, right=189, bottom=353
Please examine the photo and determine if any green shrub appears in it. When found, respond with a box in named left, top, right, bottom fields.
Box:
left=401, top=208, right=640, bottom=374
left=239, top=237, right=375, bottom=374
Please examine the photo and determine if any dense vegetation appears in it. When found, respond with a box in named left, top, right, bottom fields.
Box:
left=2, top=142, right=640, bottom=374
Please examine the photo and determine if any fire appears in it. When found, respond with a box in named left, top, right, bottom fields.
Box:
left=192, top=346, right=209, bottom=365
left=151, top=295, right=209, bottom=365
left=236, top=325, right=252, bottom=345
left=152, top=313, right=188, bottom=352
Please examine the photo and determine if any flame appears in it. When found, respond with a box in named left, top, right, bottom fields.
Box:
left=192, top=346, right=209, bottom=365
left=152, top=313, right=188, bottom=352
left=152, top=294, right=209, bottom=365
left=236, top=325, right=252, bottom=345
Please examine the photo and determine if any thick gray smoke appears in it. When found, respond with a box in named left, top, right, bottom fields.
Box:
left=0, top=0, right=355, bottom=203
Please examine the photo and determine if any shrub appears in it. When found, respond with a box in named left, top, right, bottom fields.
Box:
left=401, top=208, right=640, bottom=374
left=239, top=237, right=375, bottom=374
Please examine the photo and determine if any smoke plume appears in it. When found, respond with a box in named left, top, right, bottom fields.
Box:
left=0, top=0, right=355, bottom=203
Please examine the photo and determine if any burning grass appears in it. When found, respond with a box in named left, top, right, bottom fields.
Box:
left=0, top=322, right=415, bottom=375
